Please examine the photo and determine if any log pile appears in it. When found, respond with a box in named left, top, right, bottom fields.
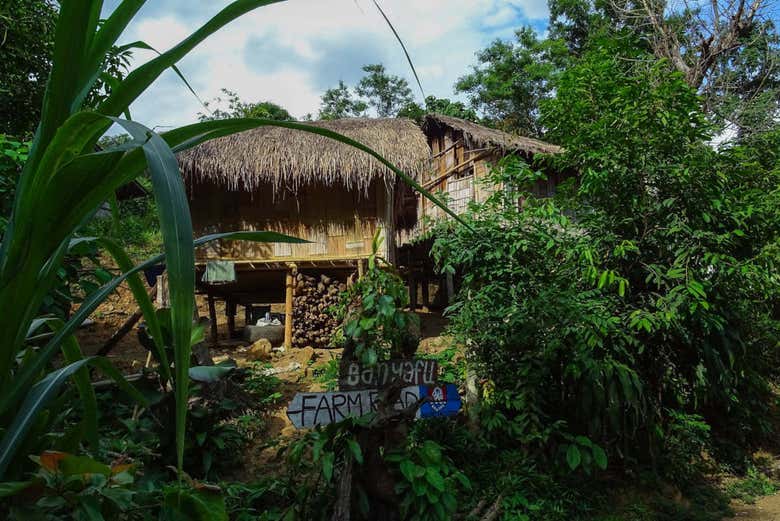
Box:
left=292, top=273, right=347, bottom=349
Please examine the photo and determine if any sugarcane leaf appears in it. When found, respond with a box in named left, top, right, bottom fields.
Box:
left=0, top=358, right=92, bottom=476
left=99, top=238, right=170, bottom=381
left=109, top=118, right=194, bottom=476
left=98, top=0, right=283, bottom=119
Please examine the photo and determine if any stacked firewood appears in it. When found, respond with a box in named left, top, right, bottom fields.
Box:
left=291, top=273, right=348, bottom=349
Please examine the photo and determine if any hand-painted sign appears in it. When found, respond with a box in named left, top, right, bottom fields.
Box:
left=339, top=359, right=439, bottom=390
left=286, top=384, right=461, bottom=429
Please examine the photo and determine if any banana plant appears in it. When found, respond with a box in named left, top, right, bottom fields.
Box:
left=0, top=0, right=461, bottom=480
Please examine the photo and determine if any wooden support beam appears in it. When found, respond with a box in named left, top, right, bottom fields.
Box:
left=96, top=310, right=142, bottom=357
left=96, top=283, right=157, bottom=357
left=207, top=293, right=218, bottom=344
left=244, top=304, right=252, bottom=327
left=226, top=298, right=236, bottom=338
left=408, top=271, right=418, bottom=311
left=284, top=264, right=296, bottom=349
left=421, top=279, right=430, bottom=308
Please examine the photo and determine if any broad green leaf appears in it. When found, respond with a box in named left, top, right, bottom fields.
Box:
left=425, top=467, right=445, bottom=492
left=59, top=454, right=111, bottom=477
left=592, top=445, right=608, bottom=470
left=188, top=365, right=235, bottom=383
left=566, top=444, right=581, bottom=470
left=347, top=439, right=363, bottom=465
left=0, top=480, right=34, bottom=498
left=421, top=441, right=442, bottom=464
left=399, top=459, right=415, bottom=482
left=321, top=451, right=334, bottom=482
left=574, top=435, right=592, bottom=447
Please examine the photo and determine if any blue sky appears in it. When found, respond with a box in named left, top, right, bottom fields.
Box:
left=103, top=0, right=549, bottom=130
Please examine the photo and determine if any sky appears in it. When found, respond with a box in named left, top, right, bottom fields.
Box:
left=102, top=0, right=549, bottom=131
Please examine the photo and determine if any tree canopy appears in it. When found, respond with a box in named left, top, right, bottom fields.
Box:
left=354, top=63, right=414, bottom=118
left=456, top=0, right=779, bottom=139
left=0, top=0, right=58, bottom=136
left=198, top=88, right=294, bottom=122
left=319, top=80, right=368, bottom=120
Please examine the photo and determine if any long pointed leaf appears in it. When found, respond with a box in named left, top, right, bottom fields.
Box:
left=371, top=0, right=425, bottom=99
left=76, top=1, right=148, bottom=109
left=0, top=231, right=304, bottom=415
left=109, top=117, right=194, bottom=476
left=117, top=40, right=209, bottom=111
left=99, top=238, right=171, bottom=382
left=0, top=356, right=148, bottom=478
left=98, top=0, right=283, bottom=119
left=55, top=322, right=99, bottom=450
left=0, top=359, right=92, bottom=476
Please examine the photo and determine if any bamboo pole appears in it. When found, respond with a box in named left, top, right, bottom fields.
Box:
left=284, top=263, right=296, bottom=349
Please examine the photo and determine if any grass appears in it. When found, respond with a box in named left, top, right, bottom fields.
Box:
left=724, top=466, right=778, bottom=504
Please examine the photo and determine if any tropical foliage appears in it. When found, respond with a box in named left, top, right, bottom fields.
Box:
left=433, top=35, right=780, bottom=490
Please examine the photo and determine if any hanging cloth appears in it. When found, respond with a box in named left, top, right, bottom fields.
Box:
left=202, top=260, right=236, bottom=284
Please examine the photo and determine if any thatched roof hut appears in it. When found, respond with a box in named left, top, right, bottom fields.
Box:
left=422, top=114, right=561, bottom=156
left=178, top=118, right=430, bottom=195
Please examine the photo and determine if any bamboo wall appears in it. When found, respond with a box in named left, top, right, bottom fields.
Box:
left=188, top=178, right=393, bottom=264
left=404, top=126, right=568, bottom=244
left=401, top=127, right=503, bottom=243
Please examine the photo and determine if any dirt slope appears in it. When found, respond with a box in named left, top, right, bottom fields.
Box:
left=727, top=495, right=780, bottom=520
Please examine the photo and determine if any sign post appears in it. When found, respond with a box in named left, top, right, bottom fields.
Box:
left=286, top=384, right=461, bottom=429
left=339, top=359, right=439, bottom=390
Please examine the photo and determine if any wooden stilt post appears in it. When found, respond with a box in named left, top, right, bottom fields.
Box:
left=284, top=264, right=296, bottom=349
left=408, top=271, right=418, bottom=311
left=445, top=273, right=455, bottom=304
left=244, top=304, right=252, bottom=327
left=226, top=299, right=236, bottom=338
left=357, top=258, right=365, bottom=279
left=207, top=293, right=218, bottom=344
left=421, top=278, right=430, bottom=309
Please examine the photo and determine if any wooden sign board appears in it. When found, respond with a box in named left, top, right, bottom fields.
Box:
left=339, top=359, right=439, bottom=390
left=286, top=384, right=461, bottom=429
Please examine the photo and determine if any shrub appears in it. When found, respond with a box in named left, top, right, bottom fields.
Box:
left=432, top=45, right=780, bottom=477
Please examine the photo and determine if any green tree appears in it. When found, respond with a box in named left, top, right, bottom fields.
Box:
left=458, top=0, right=779, bottom=139
left=397, top=95, right=479, bottom=124
left=0, top=0, right=58, bottom=136
left=434, top=41, right=780, bottom=473
left=454, top=28, right=568, bottom=135
left=318, top=80, right=367, bottom=119
left=198, top=88, right=294, bottom=121
left=356, top=63, right=414, bottom=117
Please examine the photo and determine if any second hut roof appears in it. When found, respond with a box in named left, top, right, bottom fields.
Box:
left=423, top=114, right=562, bottom=155
left=178, top=117, right=430, bottom=194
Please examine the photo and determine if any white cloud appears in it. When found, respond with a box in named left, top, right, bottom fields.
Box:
left=111, top=0, right=549, bottom=130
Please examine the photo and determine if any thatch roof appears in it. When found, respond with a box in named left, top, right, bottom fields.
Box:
left=423, top=114, right=561, bottom=155
left=178, top=118, right=430, bottom=193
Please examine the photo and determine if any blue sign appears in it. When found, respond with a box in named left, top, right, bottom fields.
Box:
left=417, top=384, right=462, bottom=419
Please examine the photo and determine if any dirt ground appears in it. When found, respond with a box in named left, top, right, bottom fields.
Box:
left=74, top=282, right=454, bottom=475
left=727, top=495, right=780, bottom=520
